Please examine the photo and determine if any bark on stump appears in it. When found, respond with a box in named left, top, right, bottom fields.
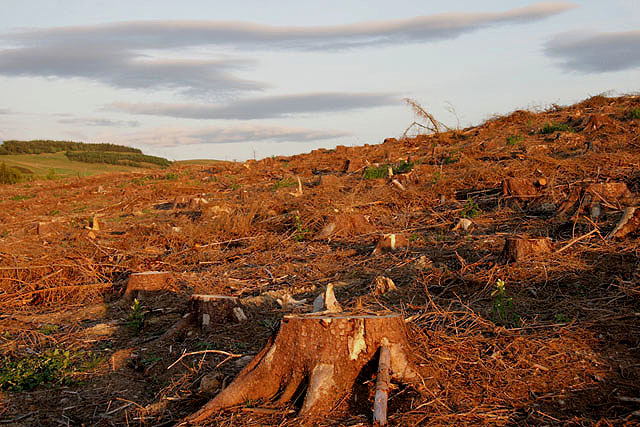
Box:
left=184, top=312, right=420, bottom=425
left=501, top=237, right=553, bottom=263
left=189, top=294, right=247, bottom=328
left=124, top=271, right=172, bottom=301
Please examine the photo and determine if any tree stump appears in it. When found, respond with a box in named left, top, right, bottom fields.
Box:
left=184, top=312, right=420, bottom=425
left=123, top=271, right=173, bottom=301
left=608, top=207, right=640, bottom=239
left=501, top=236, right=553, bottom=263
left=189, top=294, right=247, bottom=328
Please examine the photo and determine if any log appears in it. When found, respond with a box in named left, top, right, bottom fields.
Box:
left=501, top=236, right=553, bottom=263
left=189, top=295, right=247, bottom=328
left=123, top=271, right=173, bottom=301
left=373, top=342, right=391, bottom=426
left=184, top=312, right=420, bottom=425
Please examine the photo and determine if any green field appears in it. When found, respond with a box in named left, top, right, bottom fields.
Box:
left=0, top=152, right=161, bottom=178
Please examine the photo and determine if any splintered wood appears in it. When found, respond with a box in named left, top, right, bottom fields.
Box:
left=184, top=313, right=420, bottom=425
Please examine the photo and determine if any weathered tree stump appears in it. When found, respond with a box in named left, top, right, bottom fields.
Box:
left=184, top=312, right=420, bottom=425
left=123, top=271, right=173, bottom=301
left=316, top=213, right=375, bottom=240
left=189, top=294, right=247, bottom=328
left=501, top=236, right=553, bottom=263
left=608, top=207, right=640, bottom=239
left=372, top=233, right=409, bottom=254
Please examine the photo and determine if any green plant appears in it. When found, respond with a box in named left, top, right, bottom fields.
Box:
left=539, top=122, right=572, bottom=134
left=0, top=162, right=23, bottom=184
left=629, top=107, right=640, bottom=119
left=273, top=178, right=297, bottom=190
left=554, top=313, right=569, bottom=324
left=0, top=348, right=103, bottom=392
left=461, top=198, right=482, bottom=218
left=491, top=279, right=520, bottom=327
left=363, top=165, right=390, bottom=180
left=163, top=172, right=179, bottom=180
left=10, top=194, right=35, bottom=201
left=431, top=171, right=442, bottom=185
left=392, top=160, right=414, bottom=174
left=293, top=215, right=310, bottom=242
left=48, top=209, right=60, bottom=216
left=442, top=154, right=458, bottom=165
left=127, top=298, right=145, bottom=334
left=39, top=325, right=59, bottom=336
left=46, top=168, right=56, bottom=180
left=506, top=134, right=523, bottom=145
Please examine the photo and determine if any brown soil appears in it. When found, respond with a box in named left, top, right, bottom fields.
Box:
left=1, top=94, right=640, bottom=426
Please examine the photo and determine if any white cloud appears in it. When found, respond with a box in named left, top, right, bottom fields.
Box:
left=108, top=92, right=397, bottom=119
left=0, top=3, right=575, bottom=94
left=58, top=117, right=140, bottom=127
left=121, top=124, right=350, bottom=147
left=545, top=29, right=640, bottom=72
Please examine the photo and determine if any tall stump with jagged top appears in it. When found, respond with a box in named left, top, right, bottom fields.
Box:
left=184, top=312, right=421, bottom=425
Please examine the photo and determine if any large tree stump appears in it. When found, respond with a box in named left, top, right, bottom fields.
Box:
left=123, top=271, right=173, bottom=301
left=189, top=294, right=247, bottom=328
left=184, top=312, right=420, bottom=425
left=501, top=236, right=553, bottom=263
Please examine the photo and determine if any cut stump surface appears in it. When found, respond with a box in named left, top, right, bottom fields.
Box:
left=124, top=271, right=172, bottom=301
left=184, top=312, right=420, bottom=425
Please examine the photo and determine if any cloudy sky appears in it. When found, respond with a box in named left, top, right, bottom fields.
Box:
left=0, top=1, right=638, bottom=161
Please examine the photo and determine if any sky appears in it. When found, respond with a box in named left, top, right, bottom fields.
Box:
left=0, top=1, right=639, bottom=161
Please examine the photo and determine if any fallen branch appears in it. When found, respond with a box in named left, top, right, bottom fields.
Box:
left=554, top=228, right=599, bottom=254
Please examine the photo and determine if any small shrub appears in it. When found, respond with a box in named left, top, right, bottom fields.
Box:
left=491, top=279, right=521, bottom=327
left=506, top=134, right=523, bottom=145
left=430, top=171, right=442, bottom=185
left=392, top=160, right=414, bottom=174
left=461, top=198, right=482, bottom=218
left=0, top=348, right=102, bottom=391
left=629, top=107, right=640, bottom=120
left=273, top=178, right=297, bottom=190
left=293, top=215, right=310, bottom=242
left=539, top=122, right=572, bottom=134
left=0, top=162, right=23, bottom=184
left=163, top=172, right=179, bottom=180
left=46, top=168, right=56, bottom=180
left=442, top=154, right=458, bottom=165
left=363, top=165, right=389, bottom=180
left=127, top=298, right=145, bottom=334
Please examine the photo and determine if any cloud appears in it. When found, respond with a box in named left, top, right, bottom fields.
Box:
left=545, top=29, right=640, bottom=73
left=0, top=108, right=13, bottom=115
left=124, top=124, right=349, bottom=147
left=0, top=45, right=263, bottom=95
left=109, top=92, right=397, bottom=119
left=58, top=117, right=140, bottom=127
left=0, top=3, right=575, bottom=93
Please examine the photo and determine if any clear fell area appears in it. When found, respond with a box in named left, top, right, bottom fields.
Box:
left=1, top=94, right=640, bottom=426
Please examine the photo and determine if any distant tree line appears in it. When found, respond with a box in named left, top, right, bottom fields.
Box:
left=64, top=151, right=172, bottom=168
left=0, top=140, right=143, bottom=155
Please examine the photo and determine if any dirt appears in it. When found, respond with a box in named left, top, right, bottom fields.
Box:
left=1, top=94, right=640, bottom=426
